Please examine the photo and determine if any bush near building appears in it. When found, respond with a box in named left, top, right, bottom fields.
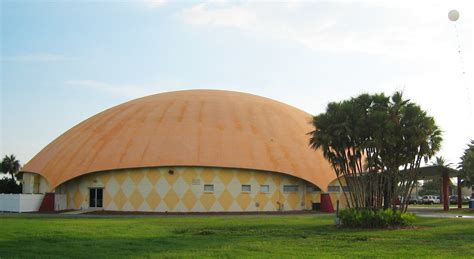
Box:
left=339, top=208, right=416, bottom=228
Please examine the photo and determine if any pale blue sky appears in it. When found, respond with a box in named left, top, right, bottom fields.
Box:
left=1, top=0, right=473, bottom=167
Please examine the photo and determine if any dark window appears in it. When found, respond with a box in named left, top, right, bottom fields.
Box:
left=283, top=185, right=298, bottom=192
left=242, top=185, right=251, bottom=192
left=307, top=185, right=321, bottom=192
left=89, top=188, right=96, bottom=208
left=204, top=184, right=214, bottom=192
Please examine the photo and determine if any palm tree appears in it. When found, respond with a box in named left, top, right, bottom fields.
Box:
left=1, top=155, right=21, bottom=181
left=431, top=156, right=451, bottom=168
left=308, top=91, right=442, bottom=211
left=458, top=140, right=474, bottom=187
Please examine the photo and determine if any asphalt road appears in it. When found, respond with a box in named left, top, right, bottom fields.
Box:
left=408, top=207, right=474, bottom=219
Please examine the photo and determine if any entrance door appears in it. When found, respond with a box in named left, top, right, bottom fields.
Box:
left=89, top=188, right=103, bottom=208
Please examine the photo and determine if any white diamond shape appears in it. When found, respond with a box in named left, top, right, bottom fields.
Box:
left=156, top=177, right=170, bottom=198
left=213, top=182, right=223, bottom=198
left=121, top=176, right=135, bottom=198
left=172, top=176, right=188, bottom=199
left=137, top=175, right=152, bottom=198
left=227, top=177, right=241, bottom=198
left=107, top=177, right=119, bottom=197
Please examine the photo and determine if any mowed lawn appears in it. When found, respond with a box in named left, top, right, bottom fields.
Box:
left=1, top=214, right=473, bottom=258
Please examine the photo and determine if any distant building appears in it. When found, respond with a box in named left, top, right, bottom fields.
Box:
left=21, top=90, right=346, bottom=212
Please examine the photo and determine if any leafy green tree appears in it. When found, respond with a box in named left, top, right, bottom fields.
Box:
left=458, top=140, right=474, bottom=187
left=1, top=154, right=21, bottom=182
left=0, top=155, right=22, bottom=193
left=309, top=92, right=442, bottom=212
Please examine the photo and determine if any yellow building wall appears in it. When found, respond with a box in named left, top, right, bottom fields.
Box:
left=328, top=178, right=349, bottom=210
left=60, top=167, right=331, bottom=212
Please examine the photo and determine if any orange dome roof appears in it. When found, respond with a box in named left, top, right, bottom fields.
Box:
left=22, top=90, right=336, bottom=190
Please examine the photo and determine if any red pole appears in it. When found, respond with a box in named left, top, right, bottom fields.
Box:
left=457, top=176, right=462, bottom=209
left=320, top=193, right=335, bottom=213
left=443, top=173, right=449, bottom=211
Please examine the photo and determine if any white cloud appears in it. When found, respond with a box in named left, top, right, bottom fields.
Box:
left=179, top=1, right=473, bottom=61
left=1, top=53, right=69, bottom=62
left=179, top=0, right=473, bottom=163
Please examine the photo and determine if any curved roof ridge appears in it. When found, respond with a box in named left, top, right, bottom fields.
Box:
left=22, top=89, right=336, bottom=190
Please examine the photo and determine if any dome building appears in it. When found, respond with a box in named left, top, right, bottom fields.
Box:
left=21, top=90, right=344, bottom=212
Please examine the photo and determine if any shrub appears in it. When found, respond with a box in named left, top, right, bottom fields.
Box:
left=338, top=208, right=415, bottom=228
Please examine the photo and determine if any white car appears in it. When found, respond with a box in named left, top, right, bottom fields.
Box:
left=421, top=195, right=440, bottom=205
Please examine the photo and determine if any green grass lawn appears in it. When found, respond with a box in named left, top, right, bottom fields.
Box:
left=1, top=214, right=473, bottom=258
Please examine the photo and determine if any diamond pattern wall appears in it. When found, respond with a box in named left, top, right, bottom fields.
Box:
left=62, top=167, right=347, bottom=212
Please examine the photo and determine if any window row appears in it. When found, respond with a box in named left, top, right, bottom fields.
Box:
left=202, top=184, right=314, bottom=193
left=203, top=184, right=270, bottom=193
left=203, top=184, right=346, bottom=193
left=327, top=186, right=349, bottom=192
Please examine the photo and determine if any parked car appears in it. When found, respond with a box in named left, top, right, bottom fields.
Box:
left=408, top=196, right=422, bottom=204
left=449, top=195, right=472, bottom=204
left=421, top=195, right=440, bottom=205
